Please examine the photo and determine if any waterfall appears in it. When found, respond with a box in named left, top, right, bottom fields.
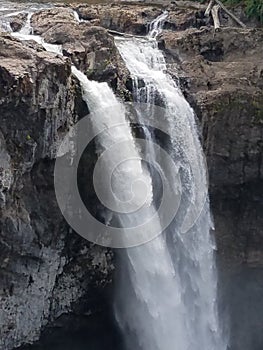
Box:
left=70, top=70, right=186, bottom=350
left=114, top=12, right=227, bottom=350
left=11, top=13, right=63, bottom=55
left=4, top=3, right=226, bottom=349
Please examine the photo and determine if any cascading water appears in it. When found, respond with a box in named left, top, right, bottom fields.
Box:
left=1, top=4, right=226, bottom=349
left=69, top=65, right=188, bottom=350
left=114, top=12, right=227, bottom=350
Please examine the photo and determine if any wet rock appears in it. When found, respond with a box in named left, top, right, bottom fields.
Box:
left=31, top=7, right=78, bottom=35
left=75, top=4, right=161, bottom=35
left=0, top=33, right=114, bottom=350
left=31, top=10, right=130, bottom=95
left=162, top=26, right=263, bottom=264
left=9, top=12, right=27, bottom=32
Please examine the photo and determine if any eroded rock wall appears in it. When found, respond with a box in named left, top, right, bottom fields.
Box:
left=0, top=32, right=113, bottom=349
left=161, top=26, right=263, bottom=264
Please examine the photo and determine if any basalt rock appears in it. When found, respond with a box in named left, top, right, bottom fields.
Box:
left=72, top=1, right=260, bottom=36
left=31, top=7, right=77, bottom=36
left=31, top=8, right=130, bottom=96
left=73, top=2, right=209, bottom=35
left=161, top=26, right=263, bottom=264
left=74, top=3, right=162, bottom=35
left=9, top=12, right=27, bottom=32
left=0, top=33, right=114, bottom=350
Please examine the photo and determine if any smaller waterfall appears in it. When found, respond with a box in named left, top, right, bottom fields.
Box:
left=20, top=12, right=33, bottom=35
left=0, top=19, right=12, bottom=32
left=148, top=11, right=168, bottom=39
left=73, top=10, right=81, bottom=23
left=11, top=18, right=63, bottom=55
left=0, top=2, right=52, bottom=33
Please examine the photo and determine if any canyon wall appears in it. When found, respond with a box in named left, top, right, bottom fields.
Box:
left=0, top=2, right=262, bottom=349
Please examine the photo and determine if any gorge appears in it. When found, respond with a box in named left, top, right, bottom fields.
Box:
left=0, top=1, right=262, bottom=350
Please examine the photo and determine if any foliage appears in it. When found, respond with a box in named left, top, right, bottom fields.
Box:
left=226, top=0, right=263, bottom=23
left=244, top=0, right=263, bottom=23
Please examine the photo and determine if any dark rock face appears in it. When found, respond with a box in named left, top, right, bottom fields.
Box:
left=0, top=32, right=113, bottom=350
left=31, top=8, right=129, bottom=94
left=161, top=26, right=263, bottom=264
left=75, top=3, right=162, bottom=35
left=73, top=1, right=209, bottom=35
left=9, top=13, right=27, bottom=32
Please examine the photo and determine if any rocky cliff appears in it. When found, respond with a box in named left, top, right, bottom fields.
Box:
left=0, top=28, right=114, bottom=350
left=160, top=25, right=263, bottom=264
left=0, top=2, right=262, bottom=349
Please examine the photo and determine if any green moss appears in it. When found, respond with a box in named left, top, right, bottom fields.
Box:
left=252, top=100, right=263, bottom=124
left=85, top=68, right=94, bottom=77
left=208, top=94, right=263, bottom=126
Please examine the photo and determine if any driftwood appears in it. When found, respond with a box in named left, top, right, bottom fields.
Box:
left=205, top=0, right=246, bottom=29
left=211, top=4, right=220, bottom=30
left=205, top=0, right=214, bottom=17
left=107, top=29, right=146, bottom=39
left=214, top=0, right=246, bottom=28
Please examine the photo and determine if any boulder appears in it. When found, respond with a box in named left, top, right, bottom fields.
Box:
left=31, top=9, right=130, bottom=95
left=9, top=12, right=28, bottom=32
left=31, top=7, right=78, bottom=35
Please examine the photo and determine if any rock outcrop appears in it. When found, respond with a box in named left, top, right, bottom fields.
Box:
left=9, top=13, right=27, bottom=32
left=73, top=1, right=209, bottom=34
left=31, top=8, right=129, bottom=94
left=0, top=32, right=113, bottom=350
left=161, top=26, right=263, bottom=264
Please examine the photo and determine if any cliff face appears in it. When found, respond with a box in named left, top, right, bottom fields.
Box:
left=160, top=26, right=263, bottom=264
left=0, top=31, right=114, bottom=350
left=0, top=2, right=262, bottom=349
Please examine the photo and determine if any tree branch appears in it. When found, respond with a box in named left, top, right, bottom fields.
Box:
left=211, top=4, right=220, bottom=30
left=205, top=0, right=215, bottom=17
left=214, top=0, right=246, bottom=28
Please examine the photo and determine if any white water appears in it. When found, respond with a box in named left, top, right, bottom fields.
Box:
left=63, top=21, right=201, bottom=350
left=115, top=12, right=227, bottom=350
left=0, top=1, right=52, bottom=32
left=7, top=8, right=63, bottom=55
left=1, top=4, right=226, bottom=349
left=19, top=12, right=33, bottom=35
left=71, top=65, right=154, bottom=214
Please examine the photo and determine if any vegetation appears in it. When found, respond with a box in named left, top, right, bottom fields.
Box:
left=244, top=0, right=263, bottom=23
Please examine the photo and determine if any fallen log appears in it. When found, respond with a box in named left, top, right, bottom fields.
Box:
left=211, top=4, right=220, bottom=30
left=107, top=29, right=146, bottom=39
left=214, top=0, right=246, bottom=28
left=205, top=0, right=214, bottom=17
